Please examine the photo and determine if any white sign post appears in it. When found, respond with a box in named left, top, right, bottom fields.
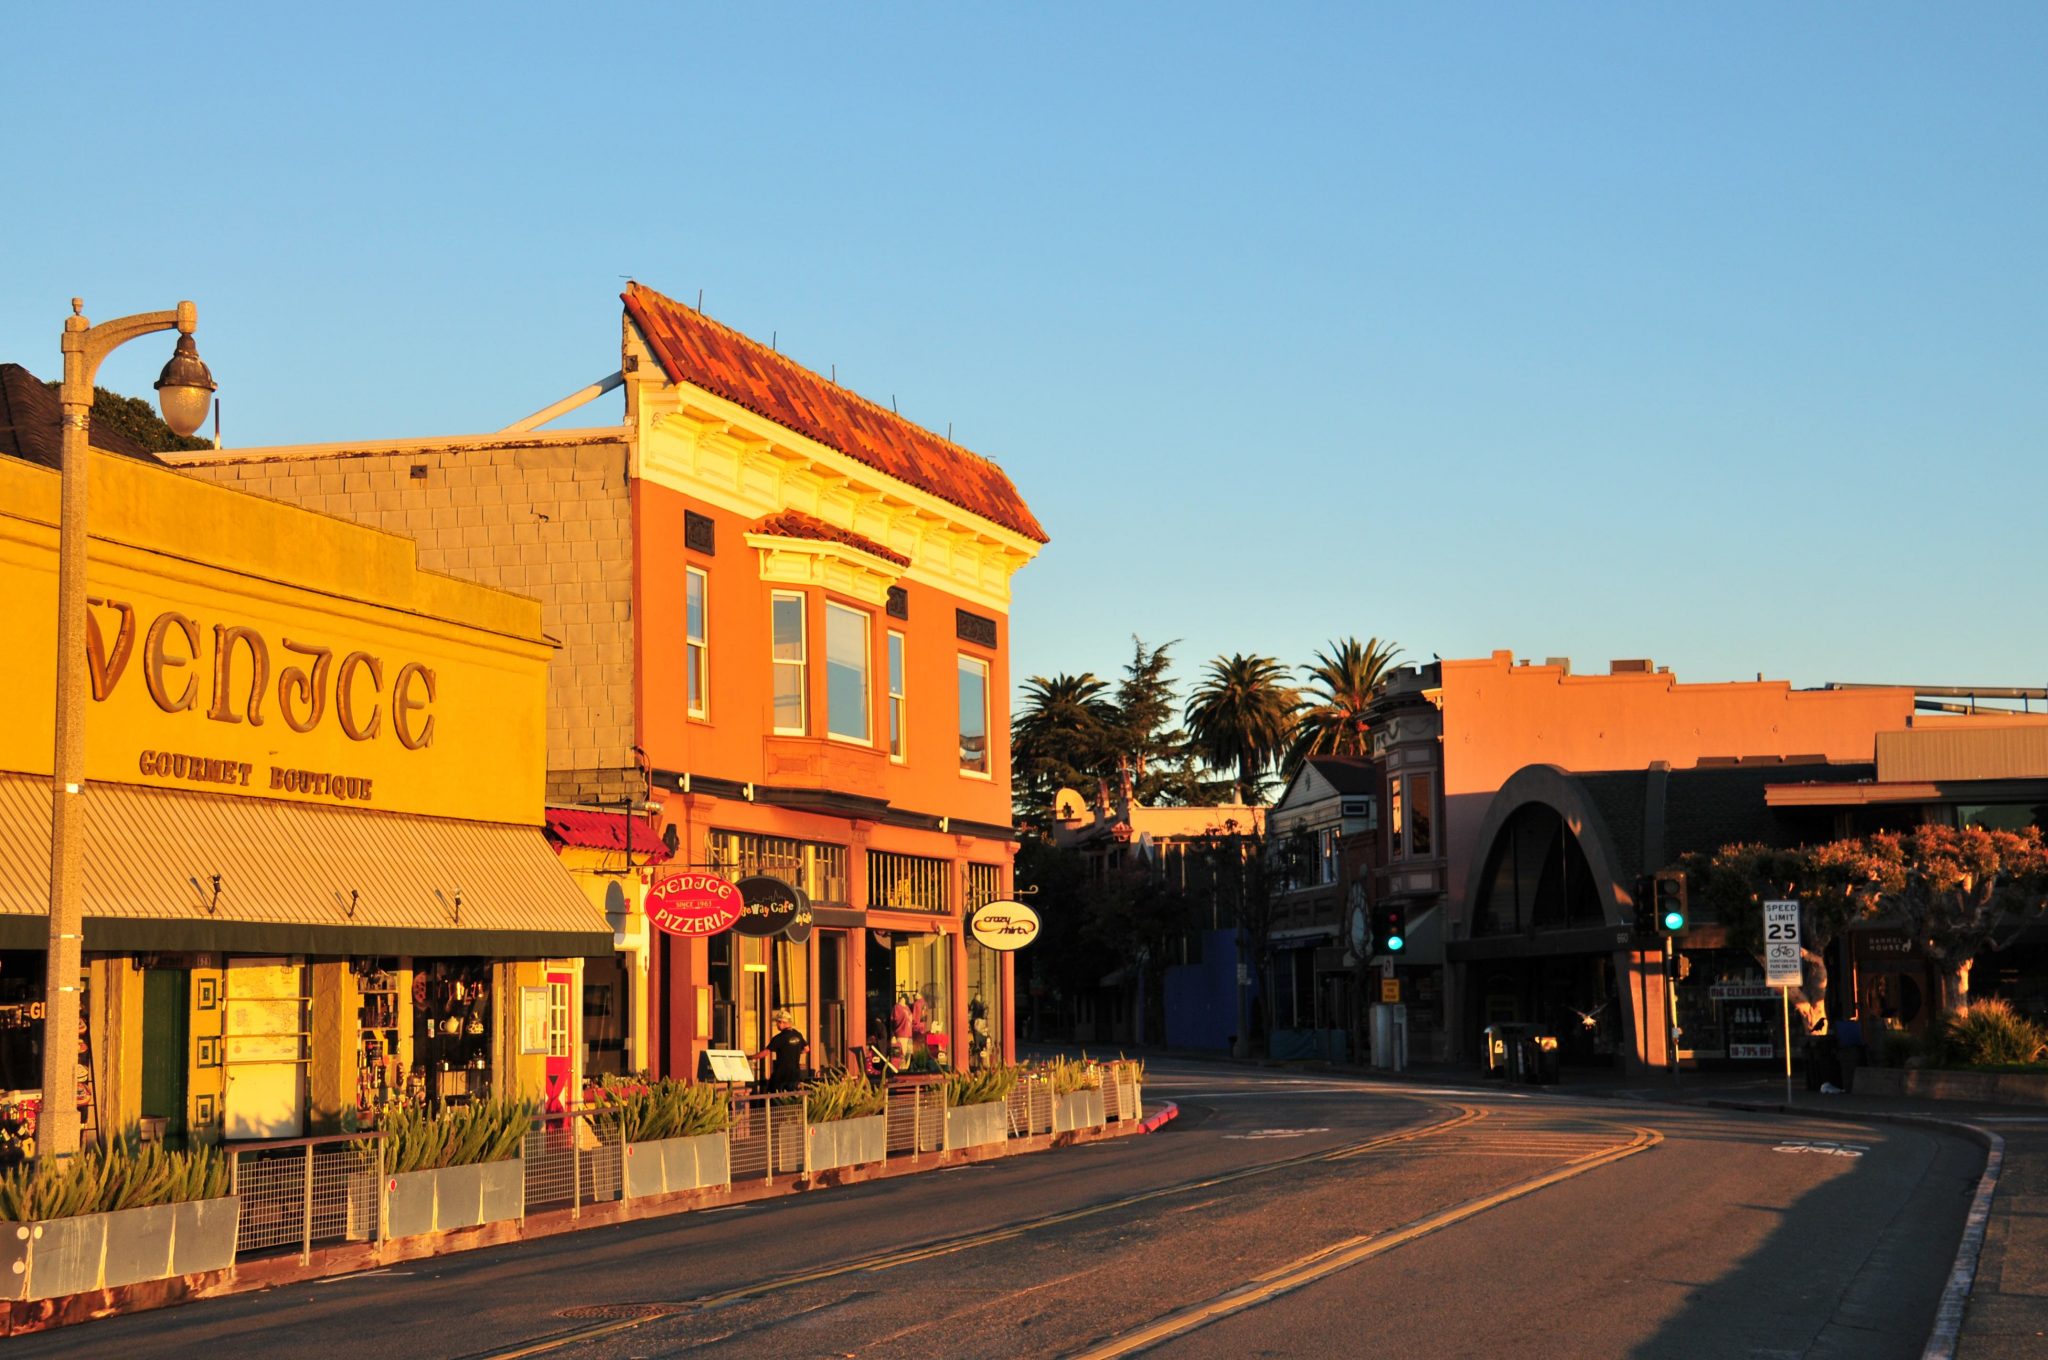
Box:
left=1764, top=901, right=1801, bottom=1104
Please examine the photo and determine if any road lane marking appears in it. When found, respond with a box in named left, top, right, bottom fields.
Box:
left=1069, top=1122, right=1663, bottom=1360
left=463, top=1102, right=1485, bottom=1360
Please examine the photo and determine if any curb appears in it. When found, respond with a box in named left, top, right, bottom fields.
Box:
left=1702, top=1098, right=2001, bottom=1360
left=1137, top=1102, right=1179, bottom=1134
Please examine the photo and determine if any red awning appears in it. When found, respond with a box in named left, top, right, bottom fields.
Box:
left=543, top=807, right=672, bottom=863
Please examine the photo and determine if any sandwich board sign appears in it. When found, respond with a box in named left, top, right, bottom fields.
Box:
left=1763, top=901, right=1801, bottom=988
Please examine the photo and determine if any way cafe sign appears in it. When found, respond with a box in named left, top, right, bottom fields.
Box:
left=645, top=872, right=742, bottom=937
left=969, top=900, right=1040, bottom=951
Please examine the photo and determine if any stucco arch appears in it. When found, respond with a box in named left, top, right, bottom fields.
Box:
left=1459, top=764, right=1636, bottom=934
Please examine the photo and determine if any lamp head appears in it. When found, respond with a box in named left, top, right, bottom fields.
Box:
left=154, top=333, right=216, bottom=437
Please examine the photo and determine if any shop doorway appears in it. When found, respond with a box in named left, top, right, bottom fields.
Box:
left=141, top=970, right=189, bottom=1143
left=818, top=931, right=849, bottom=1071
left=223, top=958, right=307, bottom=1140
left=545, top=970, right=573, bottom=1111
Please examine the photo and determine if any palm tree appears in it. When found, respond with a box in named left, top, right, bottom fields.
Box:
left=1183, top=654, right=1297, bottom=805
left=1286, top=636, right=1402, bottom=772
left=1011, top=673, right=1116, bottom=824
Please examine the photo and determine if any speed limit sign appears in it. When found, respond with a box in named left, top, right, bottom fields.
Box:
left=1763, top=901, right=1801, bottom=987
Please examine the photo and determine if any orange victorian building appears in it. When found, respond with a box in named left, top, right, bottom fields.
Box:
left=172, top=282, right=1048, bottom=1084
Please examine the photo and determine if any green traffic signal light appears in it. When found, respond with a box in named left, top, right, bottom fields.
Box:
left=1654, top=872, right=1687, bottom=933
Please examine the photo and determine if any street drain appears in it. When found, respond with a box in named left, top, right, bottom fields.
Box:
left=555, top=1303, right=675, bottom=1322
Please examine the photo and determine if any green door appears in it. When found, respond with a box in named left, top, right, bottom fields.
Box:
left=141, top=970, right=189, bottom=1143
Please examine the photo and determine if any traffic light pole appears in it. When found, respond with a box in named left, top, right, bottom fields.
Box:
left=1664, top=934, right=1680, bottom=1088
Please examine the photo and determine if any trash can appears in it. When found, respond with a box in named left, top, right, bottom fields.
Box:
left=1525, top=1029, right=1561, bottom=1085
left=1482, top=1023, right=1528, bottom=1078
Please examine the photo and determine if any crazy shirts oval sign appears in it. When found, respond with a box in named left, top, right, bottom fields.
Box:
left=969, top=901, right=1040, bottom=951
left=646, top=871, right=741, bottom=937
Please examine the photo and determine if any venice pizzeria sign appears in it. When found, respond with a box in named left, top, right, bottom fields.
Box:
left=646, top=872, right=743, bottom=937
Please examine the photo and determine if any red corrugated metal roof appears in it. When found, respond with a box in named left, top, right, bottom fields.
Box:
left=623, top=282, right=1048, bottom=544
left=543, top=807, right=672, bottom=862
left=752, top=510, right=910, bottom=567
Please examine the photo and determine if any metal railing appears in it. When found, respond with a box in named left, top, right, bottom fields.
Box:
left=522, top=1108, right=621, bottom=1218
left=1006, top=1073, right=1055, bottom=1136
left=727, top=1091, right=806, bottom=1183
left=229, top=1133, right=383, bottom=1262
left=885, top=1076, right=945, bottom=1159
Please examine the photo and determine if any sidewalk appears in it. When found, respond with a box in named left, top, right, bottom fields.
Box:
left=1124, top=1045, right=2046, bottom=1357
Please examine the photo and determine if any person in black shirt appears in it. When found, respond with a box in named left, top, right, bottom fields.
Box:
left=760, top=1009, right=809, bottom=1091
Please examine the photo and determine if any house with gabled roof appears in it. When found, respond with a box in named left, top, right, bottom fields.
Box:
left=169, top=282, right=1047, bottom=1084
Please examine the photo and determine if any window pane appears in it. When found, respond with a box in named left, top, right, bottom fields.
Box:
left=686, top=569, right=707, bottom=716
left=1388, top=775, right=1404, bottom=859
left=1409, top=772, right=1434, bottom=857
left=826, top=603, right=870, bottom=742
left=772, top=593, right=806, bottom=732
left=958, top=656, right=988, bottom=773
left=888, top=632, right=906, bottom=760
left=772, top=595, right=805, bottom=661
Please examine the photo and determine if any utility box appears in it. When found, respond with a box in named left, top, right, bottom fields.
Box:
left=1371, top=1003, right=1409, bottom=1072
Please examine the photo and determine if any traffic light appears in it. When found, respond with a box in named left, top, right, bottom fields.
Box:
left=1375, top=904, right=1407, bottom=954
left=1653, top=870, right=1688, bottom=933
left=1632, top=876, right=1657, bottom=938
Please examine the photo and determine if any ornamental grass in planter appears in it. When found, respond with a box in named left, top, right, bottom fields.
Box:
left=0, top=1132, right=233, bottom=1301
left=943, top=1068, right=1017, bottom=1151
left=587, top=1077, right=728, bottom=1143
left=0, top=1133, right=228, bottom=1221
left=586, top=1078, right=732, bottom=1197
left=805, top=1071, right=887, bottom=1124
left=805, top=1072, right=886, bottom=1172
left=381, top=1099, right=534, bottom=1238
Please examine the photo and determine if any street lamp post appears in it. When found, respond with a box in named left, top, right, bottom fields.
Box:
left=41, top=298, right=214, bottom=1158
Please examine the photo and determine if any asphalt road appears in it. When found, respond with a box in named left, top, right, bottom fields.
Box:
left=13, top=1062, right=1982, bottom=1359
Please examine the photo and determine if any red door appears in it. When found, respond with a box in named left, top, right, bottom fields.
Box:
left=545, top=971, right=573, bottom=1112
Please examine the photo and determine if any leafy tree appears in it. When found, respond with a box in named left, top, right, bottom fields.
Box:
left=1684, top=842, right=1867, bottom=1028
left=1107, top=637, right=1183, bottom=804
left=1010, top=673, right=1115, bottom=828
left=1081, top=856, right=1192, bottom=1046
left=1285, top=637, right=1401, bottom=774
left=1833, top=826, right=2048, bottom=1011
left=1184, top=653, right=1297, bottom=805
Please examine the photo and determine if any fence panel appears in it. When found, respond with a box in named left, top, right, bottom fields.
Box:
left=231, top=1135, right=382, bottom=1260
left=522, top=1113, right=580, bottom=1216
left=729, top=1093, right=805, bottom=1183
left=885, top=1077, right=943, bottom=1158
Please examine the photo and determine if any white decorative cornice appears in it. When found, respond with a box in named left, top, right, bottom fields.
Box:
left=635, top=383, right=1039, bottom=614
left=744, top=532, right=903, bottom=607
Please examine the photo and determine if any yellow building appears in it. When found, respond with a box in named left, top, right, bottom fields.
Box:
left=0, top=442, right=612, bottom=1145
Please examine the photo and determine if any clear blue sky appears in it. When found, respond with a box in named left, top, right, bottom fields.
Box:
left=8, top=4, right=2043, bottom=708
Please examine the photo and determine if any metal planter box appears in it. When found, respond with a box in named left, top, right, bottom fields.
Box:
left=622, top=1132, right=729, bottom=1199
left=1054, top=1089, right=1106, bottom=1134
left=385, top=1161, right=523, bottom=1238
left=943, top=1101, right=1008, bottom=1151
left=19, top=1212, right=105, bottom=1302
left=807, top=1114, right=885, bottom=1172
left=99, top=1203, right=176, bottom=1290
left=170, top=1196, right=239, bottom=1276
left=478, top=1160, right=523, bottom=1224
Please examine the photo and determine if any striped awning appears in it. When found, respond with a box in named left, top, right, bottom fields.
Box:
left=0, top=773, right=613, bottom=957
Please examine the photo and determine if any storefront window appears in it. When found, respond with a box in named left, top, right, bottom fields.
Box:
left=892, top=933, right=953, bottom=1067
left=354, top=958, right=404, bottom=1119
left=966, top=864, right=1004, bottom=1069
left=869, top=850, right=951, bottom=913
left=414, top=959, right=494, bottom=1110
left=708, top=830, right=848, bottom=905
